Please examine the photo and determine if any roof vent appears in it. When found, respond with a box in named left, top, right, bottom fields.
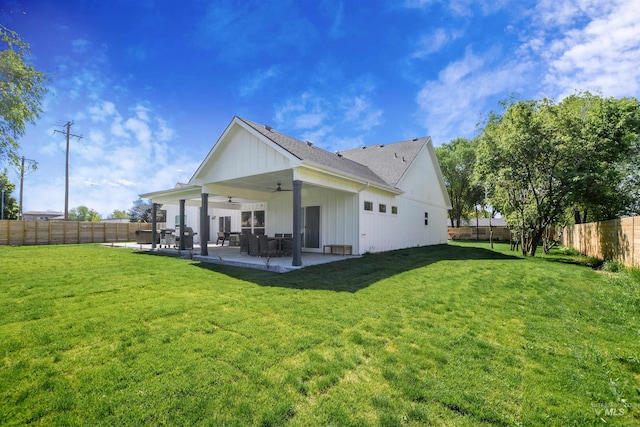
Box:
left=394, top=153, right=398, bottom=159
left=336, top=152, right=343, bottom=157
left=361, top=146, right=367, bottom=149
left=402, top=156, right=406, bottom=162
left=378, top=144, right=385, bottom=148
left=412, top=138, right=419, bottom=141
left=307, top=141, right=313, bottom=147
left=264, top=125, right=272, bottom=131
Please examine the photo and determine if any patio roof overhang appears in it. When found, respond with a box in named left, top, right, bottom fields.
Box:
left=140, top=162, right=403, bottom=208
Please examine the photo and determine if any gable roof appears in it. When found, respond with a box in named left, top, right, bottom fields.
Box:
left=238, top=117, right=425, bottom=188
left=238, top=117, right=391, bottom=187
left=338, top=138, right=428, bottom=187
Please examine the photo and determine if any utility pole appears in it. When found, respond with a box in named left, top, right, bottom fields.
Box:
left=19, top=156, right=38, bottom=221
left=54, top=121, right=82, bottom=220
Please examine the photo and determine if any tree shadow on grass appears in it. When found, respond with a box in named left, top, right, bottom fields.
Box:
left=191, top=244, right=521, bottom=293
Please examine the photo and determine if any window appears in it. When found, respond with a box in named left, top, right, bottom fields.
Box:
left=424, top=212, right=429, bottom=226
left=364, top=201, right=373, bottom=211
left=391, top=206, right=398, bottom=215
left=241, top=210, right=265, bottom=235
left=379, top=203, right=386, bottom=213
left=175, top=215, right=187, bottom=227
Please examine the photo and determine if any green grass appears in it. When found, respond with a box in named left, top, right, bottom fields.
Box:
left=1, top=242, right=639, bottom=426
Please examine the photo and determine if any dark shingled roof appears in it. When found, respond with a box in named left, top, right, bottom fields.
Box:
left=238, top=117, right=426, bottom=188
left=338, top=138, right=428, bottom=187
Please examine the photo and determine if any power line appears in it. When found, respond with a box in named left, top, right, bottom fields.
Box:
left=54, top=121, right=82, bottom=220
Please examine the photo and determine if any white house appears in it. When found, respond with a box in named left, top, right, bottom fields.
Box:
left=140, top=116, right=452, bottom=266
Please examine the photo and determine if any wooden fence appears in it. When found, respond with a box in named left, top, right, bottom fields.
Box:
left=448, top=226, right=512, bottom=241
left=0, top=220, right=152, bottom=246
left=562, top=216, right=639, bottom=267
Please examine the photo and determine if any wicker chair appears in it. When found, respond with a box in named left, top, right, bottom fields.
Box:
left=258, top=234, right=279, bottom=257
left=239, top=234, right=249, bottom=255
left=248, top=234, right=260, bottom=256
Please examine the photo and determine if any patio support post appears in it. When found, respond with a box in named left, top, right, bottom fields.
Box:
left=200, top=193, right=209, bottom=256
left=292, top=179, right=302, bottom=266
left=151, top=202, right=158, bottom=250
left=179, top=199, right=186, bottom=251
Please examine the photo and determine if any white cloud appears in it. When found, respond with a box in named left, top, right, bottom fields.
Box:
left=89, top=101, right=117, bottom=122
left=416, top=48, right=532, bottom=144
left=529, top=0, right=640, bottom=98
left=412, top=28, right=463, bottom=58
left=238, top=66, right=281, bottom=97
left=72, top=38, right=92, bottom=53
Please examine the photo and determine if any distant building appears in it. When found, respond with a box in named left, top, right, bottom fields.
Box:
left=460, top=217, right=507, bottom=227
left=22, top=211, right=65, bottom=221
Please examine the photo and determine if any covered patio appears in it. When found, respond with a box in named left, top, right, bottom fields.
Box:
left=108, top=241, right=359, bottom=273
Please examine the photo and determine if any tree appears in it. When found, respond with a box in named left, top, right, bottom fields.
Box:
left=476, top=93, right=640, bottom=256
left=436, top=138, right=484, bottom=227
left=558, top=93, right=640, bottom=223
left=477, top=98, right=577, bottom=256
left=68, top=205, right=101, bottom=222
left=109, top=209, right=130, bottom=220
left=128, top=198, right=152, bottom=223
left=0, top=25, right=49, bottom=166
left=0, top=170, right=18, bottom=219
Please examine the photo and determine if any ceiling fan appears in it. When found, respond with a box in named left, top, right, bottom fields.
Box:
left=269, top=183, right=293, bottom=192
left=226, top=196, right=240, bottom=205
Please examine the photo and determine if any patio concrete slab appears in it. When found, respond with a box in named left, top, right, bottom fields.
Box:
left=104, top=242, right=359, bottom=273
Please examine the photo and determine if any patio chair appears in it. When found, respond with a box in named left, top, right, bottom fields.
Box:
left=216, top=231, right=226, bottom=246
left=281, top=238, right=293, bottom=256
left=258, top=234, right=279, bottom=257
left=239, top=234, right=249, bottom=255
left=248, top=234, right=260, bottom=257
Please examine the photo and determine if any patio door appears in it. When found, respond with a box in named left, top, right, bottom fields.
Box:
left=302, top=206, right=320, bottom=249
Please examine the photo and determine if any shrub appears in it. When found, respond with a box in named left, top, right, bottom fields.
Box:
left=601, top=260, right=624, bottom=273
left=558, top=246, right=581, bottom=256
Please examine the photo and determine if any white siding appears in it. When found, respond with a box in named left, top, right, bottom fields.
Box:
left=195, top=126, right=293, bottom=184
left=358, top=145, right=449, bottom=253
left=266, top=186, right=359, bottom=253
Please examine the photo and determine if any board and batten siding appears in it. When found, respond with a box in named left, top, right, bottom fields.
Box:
left=358, top=144, right=449, bottom=253
left=194, top=126, right=294, bottom=184
left=267, top=185, right=359, bottom=253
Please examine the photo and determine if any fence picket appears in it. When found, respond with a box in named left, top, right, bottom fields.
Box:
left=563, top=216, right=640, bottom=267
left=0, top=220, right=152, bottom=246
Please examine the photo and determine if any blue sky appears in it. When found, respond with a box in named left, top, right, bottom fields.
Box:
left=2, top=0, right=639, bottom=217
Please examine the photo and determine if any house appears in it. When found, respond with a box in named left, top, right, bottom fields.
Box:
left=140, top=116, right=452, bottom=266
left=21, top=210, right=65, bottom=221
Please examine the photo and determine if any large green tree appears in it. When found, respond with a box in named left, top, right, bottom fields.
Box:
left=436, top=138, right=484, bottom=227
left=109, top=209, right=130, bottom=220
left=557, top=93, right=640, bottom=223
left=0, top=170, right=18, bottom=219
left=476, top=93, right=640, bottom=256
left=68, top=205, right=101, bottom=222
left=128, top=198, right=152, bottom=223
left=0, top=25, right=49, bottom=165
left=477, top=98, right=580, bottom=256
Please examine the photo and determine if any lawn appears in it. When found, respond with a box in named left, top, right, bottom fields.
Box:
left=1, top=242, right=639, bottom=426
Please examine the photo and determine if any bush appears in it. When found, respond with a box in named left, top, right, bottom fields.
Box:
left=558, top=246, right=581, bottom=256
left=601, top=260, right=624, bottom=273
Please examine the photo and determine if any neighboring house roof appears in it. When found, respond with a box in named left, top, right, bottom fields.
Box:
left=460, top=217, right=507, bottom=227
left=22, top=210, right=65, bottom=221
